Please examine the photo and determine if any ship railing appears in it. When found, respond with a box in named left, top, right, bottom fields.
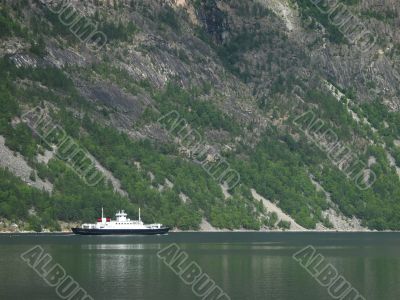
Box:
left=147, top=223, right=162, bottom=229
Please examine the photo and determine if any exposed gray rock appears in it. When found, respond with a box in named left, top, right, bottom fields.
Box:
left=0, top=136, right=53, bottom=192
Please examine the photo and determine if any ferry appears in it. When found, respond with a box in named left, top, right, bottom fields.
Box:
left=71, top=208, right=170, bottom=235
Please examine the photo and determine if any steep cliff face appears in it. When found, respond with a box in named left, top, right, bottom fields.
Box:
left=286, top=0, right=400, bottom=108
left=195, top=0, right=229, bottom=43
left=1, top=0, right=400, bottom=231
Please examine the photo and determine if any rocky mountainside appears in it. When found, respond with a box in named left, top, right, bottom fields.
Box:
left=1, top=0, right=400, bottom=232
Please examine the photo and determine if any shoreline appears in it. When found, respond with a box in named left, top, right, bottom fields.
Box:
left=1, top=229, right=399, bottom=234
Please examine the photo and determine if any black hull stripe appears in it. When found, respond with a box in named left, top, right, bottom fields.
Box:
left=71, top=227, right=170, bottom=235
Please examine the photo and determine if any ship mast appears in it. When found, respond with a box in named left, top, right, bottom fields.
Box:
left=102, top=207, right=104, bottom=219
left=139, top=207, right=141, bottom=222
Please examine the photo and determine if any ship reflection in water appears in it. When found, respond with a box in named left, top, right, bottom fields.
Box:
left=1, top=233, right=400, bottom=300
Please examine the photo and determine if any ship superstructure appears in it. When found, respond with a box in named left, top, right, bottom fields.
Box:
left=72, top=208, right=169, bottom=235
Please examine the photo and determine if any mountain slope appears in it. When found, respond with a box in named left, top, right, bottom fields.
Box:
left=1, top=0, right=400, bottom=232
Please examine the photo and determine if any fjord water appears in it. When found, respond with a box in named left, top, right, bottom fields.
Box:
left=0, top=233, right=399, bottom=300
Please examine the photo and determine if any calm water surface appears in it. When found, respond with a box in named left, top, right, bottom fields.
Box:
left=0, top=232, right=399, bottom=300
